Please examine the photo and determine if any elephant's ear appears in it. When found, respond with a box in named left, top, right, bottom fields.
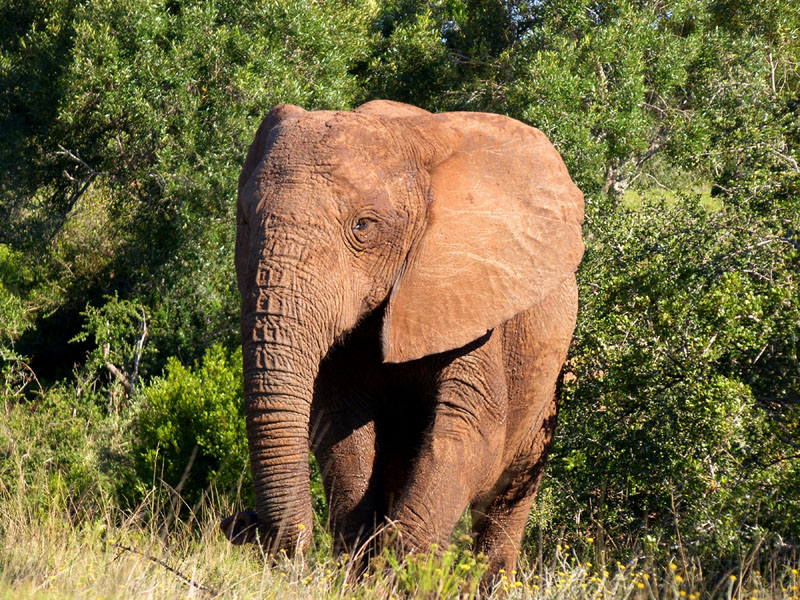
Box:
left=382, top=112, right=584, bottom=363
left=238, top=104, right=305, bottom=195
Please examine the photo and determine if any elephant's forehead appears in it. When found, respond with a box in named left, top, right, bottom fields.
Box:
left=269, top=113, right=405, bottom=171
left=257, top=116, right=409, bottom=213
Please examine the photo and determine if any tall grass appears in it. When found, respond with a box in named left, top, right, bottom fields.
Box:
left=0, top=394, right=797, bottom=599
left=2, top=466, right=798, bottom=600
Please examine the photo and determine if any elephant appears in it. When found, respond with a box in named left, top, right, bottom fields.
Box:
left=220, top=99, right=584, bottom=580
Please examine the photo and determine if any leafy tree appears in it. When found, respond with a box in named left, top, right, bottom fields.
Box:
left=547, top=196, right=799, bottom=558
left=1, top=0, right=376, bottom=382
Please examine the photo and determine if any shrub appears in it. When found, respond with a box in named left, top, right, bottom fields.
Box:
left=0, top=382, right=133, bottom=518
left=540, top=194, right=800, bottom=564
left=70, top=294, right=150, bottom=410
left=132, top=344, right=250, bottom=508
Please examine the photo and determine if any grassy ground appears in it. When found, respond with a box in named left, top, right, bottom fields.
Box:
left=2, top=482, right=799, bottom=600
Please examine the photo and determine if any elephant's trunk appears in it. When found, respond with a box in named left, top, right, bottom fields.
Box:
left=240, top=278, right=331, bottom=553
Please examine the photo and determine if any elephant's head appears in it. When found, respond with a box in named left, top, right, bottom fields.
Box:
left=230, top=100, right=583, bottom=553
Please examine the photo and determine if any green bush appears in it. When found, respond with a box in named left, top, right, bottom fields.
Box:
left=0, top=383, right=133, bottom=518
left=0, top=244, right=33, bottom=346
left=69, top=294, right=150, bottom=410
left=132, top=344, right=249, bottom=508
left=539, top=194, right=800, bottom=562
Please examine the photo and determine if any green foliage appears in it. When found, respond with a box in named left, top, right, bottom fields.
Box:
left=362, top=1, right=459, bottom=109
left=132, top=344, right=249, bottom=507
left=0, top=244, right=39, bottom=401
left=1, top=0, right=376, bottom=382
left=545, top=195, right=800, bottom=560
left=0, top=382, right=133, bottom=515
left=0, top=245, right=34, bottom=346
left=70, top=294, right=149, bottom=407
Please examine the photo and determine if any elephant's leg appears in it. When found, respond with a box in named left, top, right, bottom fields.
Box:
left=471, top=397, right=558, bottom=581
left=312, top=337, right=387, bottom=554
left=311, top=393, right=382, bottom=555
left=471, top=277, right=577, bottom=579
left=387, top=332, right=508, bottom=552
left=373, top=387, right=435, bottom=521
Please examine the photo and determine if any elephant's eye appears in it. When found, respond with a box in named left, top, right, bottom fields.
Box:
left=349, top=215, right=379, bottom=247
left=353, top=218, right=372, bottom=233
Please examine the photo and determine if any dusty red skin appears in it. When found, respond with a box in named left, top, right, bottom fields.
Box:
left=220, top=100, right=584, bottom=582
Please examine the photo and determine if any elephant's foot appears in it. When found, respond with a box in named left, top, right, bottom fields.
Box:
left=472, top=492, right=538, bottom=590
left=220, top=510, right=259, bottom=545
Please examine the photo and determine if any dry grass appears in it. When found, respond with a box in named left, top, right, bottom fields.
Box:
left=1, top=483, right=799, bottom=599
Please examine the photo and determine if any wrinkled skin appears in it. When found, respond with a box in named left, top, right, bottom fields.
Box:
left=220, top=100, right=584, bottom=580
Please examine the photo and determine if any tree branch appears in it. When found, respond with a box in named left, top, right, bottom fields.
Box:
left=105, top=361, right=131, bottom=395
left=130, top=308, right=147, bottom=388
left=111, top=543, right=220, bottom=597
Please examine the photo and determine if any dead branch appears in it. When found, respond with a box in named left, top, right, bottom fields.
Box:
left=111, top=543, right=220, bottom=597
left=130, top=308, right=147, bottom=388
left=105, top=361, right=132, bottom=395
